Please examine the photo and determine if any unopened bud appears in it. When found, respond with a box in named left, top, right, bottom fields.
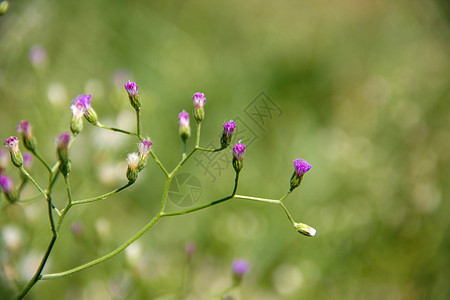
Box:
left=55, top=132, right=71, bottom=176
left=0, top=1, right=10, bottom=16
left=232, top=142, right=245, bottom=173
left=178, top=111, right=190, bottom=142
left=232, top=259, right=250, bottom=282
left=124, top=81, right=141, bottom=111
left=290, top=158, right=311, bottom=191
left=294, top=222, right=316, bottom=237
left=126, top=153, right=140, bottom=183
left=4, top=136, right=23, bottom=167
left=220, top=120, right=236, bottom=148
left=16, top=121, right=36, bottom=151
left=192, top=92, right=206, bottom=122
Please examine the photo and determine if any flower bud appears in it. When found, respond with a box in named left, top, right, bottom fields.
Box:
left=124, top=81, right=141, bottom=111
left=55, top=132, right=71, bottom=176
left=294, top=222, right=316, bottom=237
left=220, top=120, right=236, bottom=149
left=0, top=1, right=10, bottom=16
left=232, top=142, right=245, bottom=173
left=70, top=97, right=86, bottom=135
left=138, top=138, right=153, bottom=171
left=0, top=175, right=17, bottom=203
left=126, top=153, right=140, bottom=183
left=4, top=136, right=23, bottom=167
left=192, top=92, right=206, bottom=122
left=232, top=259, right=250, bottom=282
left=16, top=120, right=37, bottom=151
left=290, top=158, right=311, bottom=191
left=178, top=110, right=190, bottom=142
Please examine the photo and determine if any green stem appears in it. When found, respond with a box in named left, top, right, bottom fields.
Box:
left=195, top=146, right=223, bottom=152
left=15, top=236, right=57, bottom=300
left=195, top=122, right=201, bottom=147
left=56, top=175, right=73, bottom=232
left=162, top=172, right=240, bottom=217
left=149, top=150, right=169, bottom=177
left=31, top=149, right=52, bottom=173
left=136, top=109, right=143, bottom=140
left=97, top=123, right=138, bottom=137
left=234, top=194, right=280, bottom=204
left=41, top=214, right=162, bottom=280
left=71, top=182, right=132, bottom=205
left=279, top=190, right=292, bottom=202
left=279, top=202, right=296, bottom=226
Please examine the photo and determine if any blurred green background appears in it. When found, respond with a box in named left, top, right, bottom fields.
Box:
left=1, top=0, right=449, bottom=299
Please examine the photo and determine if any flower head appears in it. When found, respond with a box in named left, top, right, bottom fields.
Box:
left=16, top=121, right=32, bottom=139
left=56, top=132, right=71, bottom=150
left=295, top=222, right=317, bottom=237
left=23, top=153, right=33, bottom=169
left=124, top=81, right=141, bottom=110
left=233, top=142, right=245, bottom=161
left=126, top=152, right=140, bottom=183
left=192, top=92, right=206, bottom=109
left=0, top=175, right=13, bottom=194
left=221, top=120, right=236, bottom=148
left=178, top=110, right=191, bottom=141
left=4, top=136, right=19, bottom=154
left=71, top=94, right=91, bottom=115
left=232, top=259, right=250, bottom=277
left=139, top=138, right=153, bottom=159
left=293, top=158, right=311, bottom=177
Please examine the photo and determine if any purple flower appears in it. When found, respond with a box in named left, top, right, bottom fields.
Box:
left=29, top=45, right=47, bottom=66
left=70, top=94, right=91, bottom=118
left=223, top=120, right=236, bottom=137
left=0, top=175, right=13, bottom=193
left=23, top=153, right=33, bottom=169
left=178, top=110, right=190, bottom=128
left=4, top=136, right=19, bottom=154
left=293, top=158, right=311, bottom=177
left=233, top=142, right=245, bottom=161
left=192, top=92, right=206, bottom=109
left=16, top=121, right=32, bottom=139
left=185, top=242, right=196, bottom=257
left=139, top=138, right=153, bottom=159
left=124, top=81, right=139, bottom=99
left=232, top=259, right=250, bottom=277
left=55, top=132, right=71, bottom=150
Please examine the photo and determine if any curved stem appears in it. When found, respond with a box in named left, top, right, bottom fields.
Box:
left=136, top=109, right=143, bottom=140
left=31, top=149, right=52, bottom=173
left=56, top=175, right=73, bottom=232
left=96, top=123, right=138, bottom=137
left=71, top=182, right=132, bottom=206
left=162, top=172, right=240, bottom=217
left=149, top=150, right=169, bottom=177
left=234, top=194, right=280, bottom=204
left=279, top=202, right=296, bottom=226
left=195, top=146, right=223, bottom=152
left=41, top=214, right=162, bottom=280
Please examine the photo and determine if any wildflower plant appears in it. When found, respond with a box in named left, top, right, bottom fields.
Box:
left=1, top=82, right=315, bottom=299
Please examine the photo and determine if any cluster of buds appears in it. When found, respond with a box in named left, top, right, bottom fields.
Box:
left=126, top=138, right=153, bottom=183
left=124, top=81, right=140, bottom=111
left=4, top=136, right=23, bottom=167
left=16, top=121, right=36, bottom=151
left=0, top=175, right=16, bottom=203
left=192, top=92, right=206, bottom=122
left=55, top=132, right=71, bottom=176
left=178, top=111, right=190, bottom=142
left=290, top=158, right=311, bottom=191
left=221, top=120, right=236, bottom=149
left=232, top=142, right=245, bottom=173
left=70, top=94, right=99, bottom=134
